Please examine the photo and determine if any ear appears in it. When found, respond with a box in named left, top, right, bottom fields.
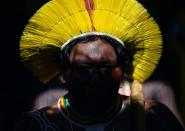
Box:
left=58, top=69, right=71, bottom=85
left=58, top=74, right=67, bottom=84
left=112, top=66, right=124, bottom=81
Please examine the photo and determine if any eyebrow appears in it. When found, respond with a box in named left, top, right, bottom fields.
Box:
left=71, top=61, right=117, bottom=67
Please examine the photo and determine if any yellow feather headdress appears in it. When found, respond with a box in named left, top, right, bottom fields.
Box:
left=20, top=0, right=162, bottom=84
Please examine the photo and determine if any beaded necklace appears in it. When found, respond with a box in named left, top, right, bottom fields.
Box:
left=58, top=96, right=123, bottom=125
left=59, top=97, right=70, bottom=110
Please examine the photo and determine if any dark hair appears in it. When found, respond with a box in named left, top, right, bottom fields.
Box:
left=58, top=34, right=129, bottom=73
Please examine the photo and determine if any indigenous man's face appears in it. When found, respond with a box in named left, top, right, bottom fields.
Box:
left=64, top=38, right=123, bottom=102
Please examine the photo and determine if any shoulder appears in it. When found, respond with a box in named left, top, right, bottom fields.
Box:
left=14, top=105, right=62, bottom=131
left=144, top=101, right=184, bottom=131
left=116, top=100, right=184, bottom=131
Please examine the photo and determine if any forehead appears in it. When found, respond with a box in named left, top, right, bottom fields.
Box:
left=69, top=39, right=117, bottom=64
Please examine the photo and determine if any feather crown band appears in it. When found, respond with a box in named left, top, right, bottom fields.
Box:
left=61, top=32, right=125, bottom=50
left=20, top=0, right=163, bottom=84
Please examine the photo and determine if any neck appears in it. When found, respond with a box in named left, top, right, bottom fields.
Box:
left=62, top=94, right=122, bottom=124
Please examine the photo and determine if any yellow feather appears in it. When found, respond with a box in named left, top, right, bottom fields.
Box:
left=20, top=0, right=163, bottom=83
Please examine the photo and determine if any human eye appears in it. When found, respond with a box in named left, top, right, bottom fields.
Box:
left=71, top=64, right=90, bottom=74
left=100, top=65, right=117, bottom=74
left=101, top=63, right=117, bottom=69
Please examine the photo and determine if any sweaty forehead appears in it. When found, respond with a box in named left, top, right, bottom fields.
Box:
left=69, top=39, right=117, bottom=64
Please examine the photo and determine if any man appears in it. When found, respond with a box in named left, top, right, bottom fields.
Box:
left=15, top=35, right=184, bottom=131
left=15, top=0, right=184, bottom=130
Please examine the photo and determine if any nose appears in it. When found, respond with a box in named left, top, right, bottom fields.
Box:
left=87, top=67, right=101, bottom=79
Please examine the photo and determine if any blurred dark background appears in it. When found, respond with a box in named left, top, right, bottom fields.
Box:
left=2, top=0, right=185, bottom=131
